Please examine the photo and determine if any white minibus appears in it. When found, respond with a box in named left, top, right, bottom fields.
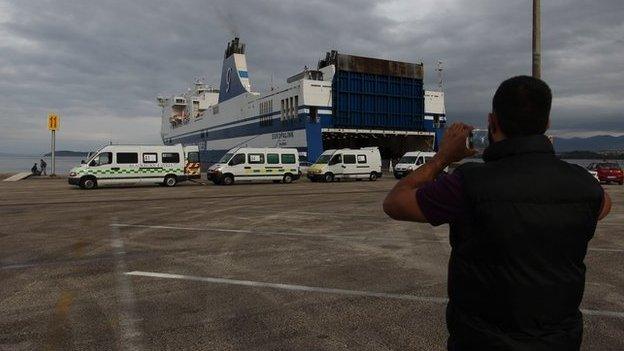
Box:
left=393, top=151, right=448, bottom=179
left=307, top=147, right=382, bottom=182
left=68, top=144, right=199, bottom=189
left=207, top=147, right=300, bottom=185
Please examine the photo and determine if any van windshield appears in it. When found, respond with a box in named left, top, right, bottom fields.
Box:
left=219, top=153, right=234, bottom=163
left=398, top=156, right=418, bottom=164
left=85, top=152, right=97, bottom=164
left=315, top=155, right=331, bottom=164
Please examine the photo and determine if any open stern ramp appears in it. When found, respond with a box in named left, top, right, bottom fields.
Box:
left=321, top=128, right=434, bottom=160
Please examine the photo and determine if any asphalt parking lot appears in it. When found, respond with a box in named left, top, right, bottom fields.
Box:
left=0, top=177, right=623, bottom=350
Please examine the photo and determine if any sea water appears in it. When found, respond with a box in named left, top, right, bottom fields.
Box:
left=0, top=155, right=85, bottom=175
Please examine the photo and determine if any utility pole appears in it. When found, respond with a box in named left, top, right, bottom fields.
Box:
left=532, top=0, right=541, bottom=78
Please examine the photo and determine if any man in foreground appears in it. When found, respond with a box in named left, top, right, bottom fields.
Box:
left=383, top=76, right=611, bottom=350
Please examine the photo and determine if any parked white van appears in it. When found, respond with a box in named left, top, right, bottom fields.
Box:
left=393, top=151, right=447, bottom=179
left=207, top=147, right=300, bottom=185
left=68, top=144, right=200, bottom=189
left=307, top=147, right=382, bottom=182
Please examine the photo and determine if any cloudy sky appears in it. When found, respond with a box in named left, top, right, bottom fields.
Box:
left=0, top=0, right=622, bottom=154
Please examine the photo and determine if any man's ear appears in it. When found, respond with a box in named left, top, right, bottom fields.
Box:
left=488, top=113, right=497, bottom=133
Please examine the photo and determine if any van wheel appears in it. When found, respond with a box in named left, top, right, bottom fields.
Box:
left=283, top=173, right=293, bottom=184
left=222, top=174, right=234, bottom=186
left=369, top=172, right=378, bottom=181
left=80, top=177, right=97, bottom=190
left=324, top=173, right=334, bottom=182
left=164, top=175, right=177, bottom=187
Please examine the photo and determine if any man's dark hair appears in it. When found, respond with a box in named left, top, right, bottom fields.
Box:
left=492, top=75, right=552, bottom=137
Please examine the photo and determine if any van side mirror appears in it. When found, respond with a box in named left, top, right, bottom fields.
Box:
left=81, top=160, right=86, bottom=164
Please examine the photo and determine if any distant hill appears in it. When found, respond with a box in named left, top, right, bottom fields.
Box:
left=559, top=150, right=624, bottom=160
left=43, top=150, right=87, bottom=157
left=554, top=135, right=624, bottom=152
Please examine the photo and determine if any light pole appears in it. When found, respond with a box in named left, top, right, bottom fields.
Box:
left=532, top=0, right=541, bottom=79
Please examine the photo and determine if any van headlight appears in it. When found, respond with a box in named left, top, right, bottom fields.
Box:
left=69, top=172, right=77, bottom=177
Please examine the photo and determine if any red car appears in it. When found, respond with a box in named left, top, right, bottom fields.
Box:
left=596, top=162, right=623, bottom=185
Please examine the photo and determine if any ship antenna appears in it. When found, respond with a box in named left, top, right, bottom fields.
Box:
left=270, top=73, right=274, bottom=91
left=436, top=60, right=444, bottom=91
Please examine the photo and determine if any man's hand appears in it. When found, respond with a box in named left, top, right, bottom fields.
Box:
left=436, top=123, right=478, bottom=164
left=383, top=122, right=476, bottom=222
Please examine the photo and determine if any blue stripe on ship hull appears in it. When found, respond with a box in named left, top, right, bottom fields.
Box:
left=170, top=113, right=330, bottom=164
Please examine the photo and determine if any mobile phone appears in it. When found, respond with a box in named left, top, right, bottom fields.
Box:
left=467, top=129, right=489, bottom=151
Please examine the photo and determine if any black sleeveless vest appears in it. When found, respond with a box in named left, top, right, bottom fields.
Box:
left=448, top=135, right=603, bottom=351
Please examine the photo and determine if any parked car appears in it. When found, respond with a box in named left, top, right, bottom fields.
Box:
left=596, top=162, right=623, bottom=184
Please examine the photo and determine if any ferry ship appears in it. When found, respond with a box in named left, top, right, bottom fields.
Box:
left=159, top=38, right=446, bottom=165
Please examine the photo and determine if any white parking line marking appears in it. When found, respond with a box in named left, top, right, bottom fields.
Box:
left=588, top=248, right=624, bottom=253
left=125, top=271, right=448, bottom=303
left=111, top=223, right=448, bottom=244
left=111, top=222, right=144, bottom=349
left=582, top=309, right=624, bottom=318
left=125, top=271, right=624, bottom=319
left=1, top=263, right=36, bottom=270
left=111, top=223, right=252, bottom=234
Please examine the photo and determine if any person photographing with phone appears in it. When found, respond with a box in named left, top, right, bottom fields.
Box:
left=383, top=76, right=611, bottom=351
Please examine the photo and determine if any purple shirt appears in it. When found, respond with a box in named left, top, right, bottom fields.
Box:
left=416, top=172, right=467, bottom=226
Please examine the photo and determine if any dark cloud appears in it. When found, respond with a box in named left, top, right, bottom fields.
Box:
left=0, top=0, right=622, bottom=153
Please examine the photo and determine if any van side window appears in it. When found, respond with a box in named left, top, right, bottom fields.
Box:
left=90, top=152, right=112, bottom=167
left=329, top=154, right=342, bottom=165
left=424, top=156, right=433, bottom=164
left=230, top=153, right=245, bottom=166
left=281, top=154, right=296, bottom=164
left=162, top=153, right=180, bottom=163
left=357, top=155, right=367, bottom=164
left=187, top=152, right=200, bottom=163
left=248, top=153, right=265, bottom=164
left=143, top=153, right=158, bottom=163
left=267, top=153, right=280, bottom=164
left=117, top=152, right=138, bottom=164
left=343, top=154, right=356, bottom=164
left=416, top=157, right=424, bottom=165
